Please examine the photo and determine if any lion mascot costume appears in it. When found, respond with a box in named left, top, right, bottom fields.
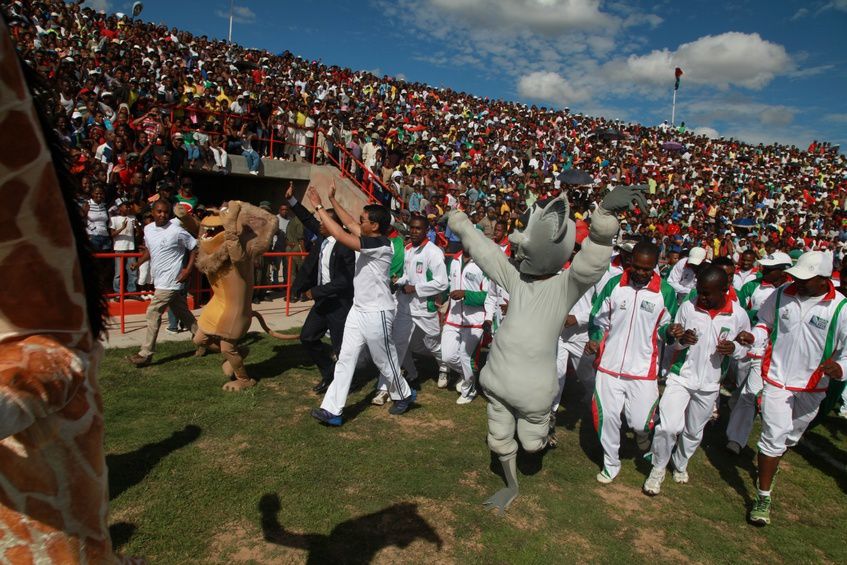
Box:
left=192, top=201, right=278, bottom=391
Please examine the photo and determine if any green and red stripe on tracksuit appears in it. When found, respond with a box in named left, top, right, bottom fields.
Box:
left=587, top=271, right=677, bottom=479
left=753, top=281, right=847, bottom=456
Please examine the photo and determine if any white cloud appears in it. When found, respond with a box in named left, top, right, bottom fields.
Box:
left=517, top=71, right=591, bottom=105
left=603, top=32, right=793, bottom=90
left=790, top=7, right=809, bottom=20
left=428, top=0, right=617, bottom=35
left=395, top=72, right=407, bottom=81
left=692, top=126, right=719, bottom=139
left=821, top=0, right=847, bottom=13
left=214, top=5, right=256, bottom=24
left=85, top=0, right=111, bottom=11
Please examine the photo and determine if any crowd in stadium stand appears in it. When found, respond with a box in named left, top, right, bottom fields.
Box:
left=5, top=0, right=847, bottom=270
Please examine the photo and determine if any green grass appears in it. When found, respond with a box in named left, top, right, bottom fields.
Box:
left=102, top=333, right=847, bottom=564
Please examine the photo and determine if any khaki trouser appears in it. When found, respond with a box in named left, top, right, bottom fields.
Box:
left=139, top=289, right=198, bottom=357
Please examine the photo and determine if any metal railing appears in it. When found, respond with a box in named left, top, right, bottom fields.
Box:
left=96, top=250, right=309, bottom=333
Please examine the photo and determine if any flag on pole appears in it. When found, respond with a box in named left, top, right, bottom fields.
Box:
left=674, top=67, right=683, bottom=91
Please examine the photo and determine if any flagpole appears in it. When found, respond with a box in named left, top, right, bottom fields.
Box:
left=228, top=0, right=234, bottom=43
left=671, top=87, right=677, bottom=126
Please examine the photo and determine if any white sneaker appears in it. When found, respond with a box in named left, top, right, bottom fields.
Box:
left=596, top=469, right=614, bottom=484
left=726, top=441, right=742, bottom=455
left=249, top=170, right=259, bottom=176
left=643, top=467, right=666, bottom=495
left=455, top=381, right=463, bottom=393
left=371, top=390, right=389, bottom=406
left=635, top=432, right=651, bottom=451
left=437, top=371, right=449, bottom=389
left=673, top=469, right=689, bottom=484
left=456, top=394, right=475, bottom=405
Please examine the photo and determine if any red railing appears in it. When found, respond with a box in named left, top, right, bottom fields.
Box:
left=160, top=104, right=405, bottom=209
left=96, top=251, right=308, bottom=334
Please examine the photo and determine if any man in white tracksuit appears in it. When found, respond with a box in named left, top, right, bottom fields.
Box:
left=587, top=241, right=679, bottom=483
left=744, top=251, right=847, bottom=526
left=667, top=247, right=707, bottom=303
left=554, top=245, right=634, bottom=413
left=373, top=216, right=448, bottom=404
left=308, top=187, right=416, bottom=425
left=644, top=266, right=750, bottom=495
left=725, top=252, right=793, bottom=454
left=442, top=248, right=493, bottom=404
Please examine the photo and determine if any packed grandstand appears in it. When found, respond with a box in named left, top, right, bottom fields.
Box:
left=4, top=0, right=847, bottom=263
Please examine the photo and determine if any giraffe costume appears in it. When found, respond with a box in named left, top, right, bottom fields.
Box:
left=0, top=21, right=137, bottom=563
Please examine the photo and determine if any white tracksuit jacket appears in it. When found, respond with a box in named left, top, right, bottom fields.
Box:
left=589, top=271, right=678, bottom=380
left=668, top=297, right=751, bottom=391
left=394, top=239, right=448, bottom=318
left=445, top=254, right=494, bottom=329
left=753, top=282, right=847, bottom=392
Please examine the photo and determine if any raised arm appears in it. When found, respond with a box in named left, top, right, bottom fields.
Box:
left=326, top=180, right=362, bottom=237
left=308, top=187, right=361, bottom=251
left=565, top=206, right=617, bottom=308
left=447, top=211, right=519, bottom=294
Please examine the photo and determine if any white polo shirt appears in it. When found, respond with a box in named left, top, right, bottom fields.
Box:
left=144, top=219, right=197, bottom=291
left=353, top=236, right=395, bottom=312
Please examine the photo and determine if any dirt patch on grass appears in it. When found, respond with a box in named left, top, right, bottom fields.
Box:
left=197, top=433, right=251, bottom=475
left=594, top=482, right=647, bottom=518
left=458, top=470, right=485, bottom=494
left=560, top=531, right=596, bottom=558
left=632, top=527, right=693, bottom=564
left=370, top=407, right=457, bottom=437
left=504, top=494, right=546, bottom=531
left=209, top=520, right=307, bottom=564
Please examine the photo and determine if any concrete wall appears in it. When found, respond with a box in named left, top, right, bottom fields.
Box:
left=187, top=156, right=370, bottom=219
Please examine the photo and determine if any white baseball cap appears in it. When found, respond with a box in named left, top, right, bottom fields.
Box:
left=786, top=251, right=833, bottom=280
left=758, top=252, right=792, bottom=268
left=687, top=247, right=707, bottom=266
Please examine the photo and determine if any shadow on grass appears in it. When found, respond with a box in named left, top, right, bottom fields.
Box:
left=150, top=348, right=198, bottom=366
left=559, top=376, right=603, bottom=468
left=258, top=494, right=442, bottom=564
left=793, top=430, right=847, bottom=495
left=109, top=522, right=136, bottom=551
left=701, top=397, right=757, bottom=506
left=107, top=424, right=202, bottom=500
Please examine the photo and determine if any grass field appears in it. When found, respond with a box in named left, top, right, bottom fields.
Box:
left=101, top=332, right=847, bottom=564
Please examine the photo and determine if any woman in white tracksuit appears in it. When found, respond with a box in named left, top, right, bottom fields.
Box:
left=644, top=266, right=750, bottom=495
left=441, top=250, right=494, bottom=404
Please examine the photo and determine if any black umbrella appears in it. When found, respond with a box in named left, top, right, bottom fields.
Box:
left=592, top=128, right=624, bottom=141
left=558, top=169, right=593, bottom=185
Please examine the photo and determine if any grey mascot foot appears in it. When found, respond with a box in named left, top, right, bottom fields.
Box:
left=483, top=454, right=519, bottom=514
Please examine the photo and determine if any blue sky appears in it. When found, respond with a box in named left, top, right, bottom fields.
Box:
left=99, top=0, right=846, bottom=149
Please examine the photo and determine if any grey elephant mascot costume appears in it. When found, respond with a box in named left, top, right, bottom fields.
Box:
left=446, top=186, right=646, bottom=512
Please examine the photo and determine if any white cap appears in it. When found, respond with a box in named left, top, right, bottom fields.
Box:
left=687, top=247, right=707, bottom=266
left=758, top=251, right=792, bottom=268
left=786, top=251, right=833, bottom=280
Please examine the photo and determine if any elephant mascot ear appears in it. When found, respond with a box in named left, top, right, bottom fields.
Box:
left=509, top=192, right=575, bottom=276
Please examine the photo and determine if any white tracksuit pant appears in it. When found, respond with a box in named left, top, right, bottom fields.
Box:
left=758, top=384, right=825, bottom=457
left=650, top=381, right=718, bottom=472
left=441, top=324, right=484, bottom=398
left=593, top=373, right=659, bottom=478
left=322, top=308, right=411, bottom=415
left=553, top=337, right=595, bottom=411
left=725, top=357, right=763, bottom=447
left=377, top=312, right=444, bottom=391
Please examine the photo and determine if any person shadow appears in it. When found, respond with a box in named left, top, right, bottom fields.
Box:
left=258, top=494, right=442, bottom=564
left=107, top=424, right=202, bottom=500
left=700, top=399, right=757, bottom=506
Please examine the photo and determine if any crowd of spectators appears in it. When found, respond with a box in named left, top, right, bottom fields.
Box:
left=6, top=0, right=847, bottom=273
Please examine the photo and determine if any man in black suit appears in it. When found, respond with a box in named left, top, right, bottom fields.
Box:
left=286, top=183, right=355, bottom=393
